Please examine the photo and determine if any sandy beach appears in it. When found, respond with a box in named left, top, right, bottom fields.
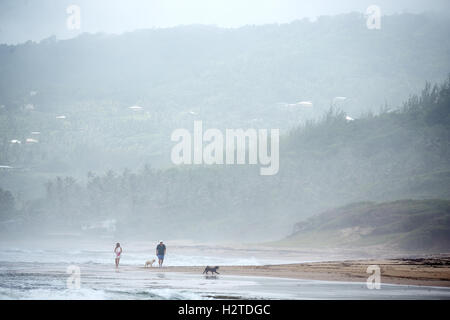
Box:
left=144, top=256, right=450, bottom=287
left=1, top=241, right=450, bottom=299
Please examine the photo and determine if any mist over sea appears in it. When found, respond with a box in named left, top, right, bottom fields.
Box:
left=1, top=242, right=449, bottom=300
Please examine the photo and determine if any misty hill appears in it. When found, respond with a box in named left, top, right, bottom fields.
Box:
left=1, top=12, right=450, bottom=120
left=281, top=199, right=450, bottom=252
left=1, top=12, right=450, bottom=183
left=1, top=77, right=449, bottom=241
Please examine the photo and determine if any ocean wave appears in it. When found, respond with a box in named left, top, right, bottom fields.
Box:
left=0, top=249, right=281, bottom=267
left=21, top=287, right=108, bottom=300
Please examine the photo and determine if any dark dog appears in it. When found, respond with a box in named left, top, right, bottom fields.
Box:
left=203, top=266, right=220, bottom=274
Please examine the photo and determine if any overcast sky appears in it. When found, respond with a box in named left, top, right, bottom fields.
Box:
left=1, top=0, right=449, bottom=44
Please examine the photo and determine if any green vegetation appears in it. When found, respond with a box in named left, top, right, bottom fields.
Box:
left=1, top=13, right=450, bottom=177
left=281, top=199, right=450, bottom=251
left=0, top=13, right=449, bottom=243
left=1, top=76, right=449, bottom=242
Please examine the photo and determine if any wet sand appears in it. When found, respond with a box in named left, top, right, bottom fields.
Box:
left=145, top=256, right=450, bottom=287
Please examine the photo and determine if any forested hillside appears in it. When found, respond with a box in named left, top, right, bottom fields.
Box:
left=1, top=77, right=449, bottom=241
left=282, top=199, right=450, bottom=252
left=0, top=13, right=449, bottom=181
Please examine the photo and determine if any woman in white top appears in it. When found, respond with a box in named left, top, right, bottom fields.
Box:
left=114, top=243, right=122, bottom=268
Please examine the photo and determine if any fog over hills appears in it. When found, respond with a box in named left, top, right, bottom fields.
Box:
left=282, top=199, right=450, bottom=251
left=3, top=2, right=450, bottom=303
left=1, top=75, right=449, bottom=241
left=1, top=13, right=449, bottom=175
left=2, top=13, right=449, bottom=117
left=0, top=12, right=449, bottom=245
left=2, top=0, right=450, bottom=44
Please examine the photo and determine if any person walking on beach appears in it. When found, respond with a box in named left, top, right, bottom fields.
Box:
left=156, top=241, right=166, bottom=268
left=114, top=243, right=122, bottom=268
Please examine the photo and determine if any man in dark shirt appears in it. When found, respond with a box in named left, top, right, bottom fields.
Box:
left=156, top=241, right=166, bottom=267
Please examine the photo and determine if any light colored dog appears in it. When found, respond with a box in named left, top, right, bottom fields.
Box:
left=145, top=259, right=156, bottom=268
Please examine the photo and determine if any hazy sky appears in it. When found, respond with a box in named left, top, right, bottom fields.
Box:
left=1, top=0, right=449, bottom=44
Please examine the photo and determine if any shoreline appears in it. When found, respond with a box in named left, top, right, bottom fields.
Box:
left=142, top=257, right=450, bottom=287
left=1, top=239, right=449, bottom=288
